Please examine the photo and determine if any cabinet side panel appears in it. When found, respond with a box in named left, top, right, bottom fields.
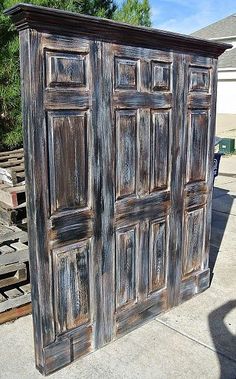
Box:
left=20, top=29, right=55, bottom=371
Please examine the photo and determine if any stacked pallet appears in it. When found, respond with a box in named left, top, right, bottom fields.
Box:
left=0, top=148, right=24, bottom=184
left=0, top=149, right=31, bottom=323
left=0, top=148, right=27, bottom=226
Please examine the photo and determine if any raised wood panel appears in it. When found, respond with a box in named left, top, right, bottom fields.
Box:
left=189, top=55, right=213, bottom=67
left=182, top=207, right=205, bottom=277
left=50, top=208, right=94, bottom=247
left=115, top=58, right=138, bottom=90
left=188, top=93, right=211, bottom=109
left=116, top=289, right=167, bottom=336
left=152, top=61, right=171, bottom=91
left=150, top=111, right=170, bottom=191
left=48, top=111, right=89, bottom=213
left=184, top=182, right=208, bottom=209
left=116, top=110, right=137, bottom=199
left=115, top=191, right=171, bottom=228
left=111, top=44, right=173, bottom=62
left=113, top=92, right=172, bottom=108
left=137, top=109, right=150, bottom=195
left=187, top=110, right=208, bottom=183
left=116, top=225, right=137, bottom=309
left=45, top=51, right=87, bottom=87
left=42, top=33, right=90, bottom=53
left=189, top=66, right=210, bottom=93
left=53, top=241, right=90, bottom=335
left=44, top=89, right=90, bottom=110
left=149, top=219, right=167, bottom=293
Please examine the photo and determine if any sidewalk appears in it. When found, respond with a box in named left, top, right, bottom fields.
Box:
left=0, top=156, right=236, bottom=379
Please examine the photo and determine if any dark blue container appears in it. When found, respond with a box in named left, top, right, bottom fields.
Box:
left=213, top=152, right=224, bottom=179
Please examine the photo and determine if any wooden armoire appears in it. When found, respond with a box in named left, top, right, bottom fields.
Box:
left=5, top=3, right=230, bottom=375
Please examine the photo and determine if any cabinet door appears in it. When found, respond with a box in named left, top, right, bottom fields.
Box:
left=21, top=32, right=110, bottom=375
left=180, top=55, right=217, bottom=301
left=104, top=43, right=182, bottom=335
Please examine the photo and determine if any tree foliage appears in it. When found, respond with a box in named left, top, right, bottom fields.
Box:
left=114, top=0, right=151, bottom=27
left=0, top=0, right=151, bottom=149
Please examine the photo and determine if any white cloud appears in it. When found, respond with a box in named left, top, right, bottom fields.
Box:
left=156, top=13, right=211, bottom=34
left=151, top=0, right=236, bottom=34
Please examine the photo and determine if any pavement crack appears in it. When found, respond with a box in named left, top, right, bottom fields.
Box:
left=155, top=318, right=236, bottom=365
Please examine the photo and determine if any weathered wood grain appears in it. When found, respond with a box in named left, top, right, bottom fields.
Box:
left=116, top=110, right=137, bottom=199
left=53, top=243, right=90, bottom=334
left=166, top=53, right=188, bottom=309
left=182, top=207, right=205, bottom=277
left=149, top=219, right=167, bottom=293
left=137, top=109, right=150, bottom=195
left=116, top=289, right=167, bottom=336
left=152, top=61, right=171, bottom=91
left=113, top=91, right=172, bottom=108
left=5, top=4, right=226, bottom=374
left=150, top=111, right=170, bottom=191
left=186, top=110, right=209, bottom=183
left=115, top=191, right=170, bottom=228
left=50, top=208, right=93, bottom=247
left=203, top=59, right=218, bottom=272
left=116, top=226, right=137, bottom=309
left=45, top=51, right=87, bottom=87
left=48, top=110, right=89, bottom=213
left=19, top=29, right=55, bottom=371
left=45, top=89, right=90, bottom=110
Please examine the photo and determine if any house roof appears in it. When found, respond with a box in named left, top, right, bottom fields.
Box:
left=191, top=14, right=236, bottom=39
left=218, top=47, right=236, bottom=68
left=192, top=14, right=236, bottom=68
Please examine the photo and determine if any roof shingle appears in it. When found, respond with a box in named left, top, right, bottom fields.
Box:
left=191, top=14, right=236, bottom=39
left=218, top=47, right=236, bottom=68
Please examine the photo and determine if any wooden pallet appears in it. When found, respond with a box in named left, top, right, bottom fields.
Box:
left=0, top=302, right=32, bottom=324
left=0, top=284, right=31, bottom=314
left=0, top=224, right=28, bottom=244
left=0, top=148, right=24, bottom=158
left=0, top=225, right=28, bottom=265
left=0, top=201, right=27, bottom=226
left=0, top=183, right=26, bottom=208
left=0, top=155, right=30, bottom=323
left=0, top=262, right=27, bottom=289
left=0, top=148, right=25, bottom=186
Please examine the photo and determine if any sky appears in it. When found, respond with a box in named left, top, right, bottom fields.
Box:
left=149, top=0, right=236, bottom=34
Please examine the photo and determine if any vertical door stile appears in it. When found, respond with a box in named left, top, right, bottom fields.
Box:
left=90, top=40, right=115, bottom=348
left=20, top=29, right=56, bottom=373
left=101, top=41, right=115, bottom=345
left=203, top=59, right=218, bottom=271
left=167, top=53, right=188, bottom=308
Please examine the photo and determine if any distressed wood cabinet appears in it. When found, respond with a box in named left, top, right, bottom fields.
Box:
left=5, top=4, right=230, bottom=375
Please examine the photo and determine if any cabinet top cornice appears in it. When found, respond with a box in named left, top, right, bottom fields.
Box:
left=5, top=3, right=231, bottom=58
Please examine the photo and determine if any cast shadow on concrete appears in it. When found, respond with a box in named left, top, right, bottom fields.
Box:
left=208, top=300, right=236, bottom=379
left=209, top=186, right=236, bottom=378
left=209, top=186, right=235, bottom=284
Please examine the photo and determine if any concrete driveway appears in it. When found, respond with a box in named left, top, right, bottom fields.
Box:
left=0, top=156, right=236, bottom=379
